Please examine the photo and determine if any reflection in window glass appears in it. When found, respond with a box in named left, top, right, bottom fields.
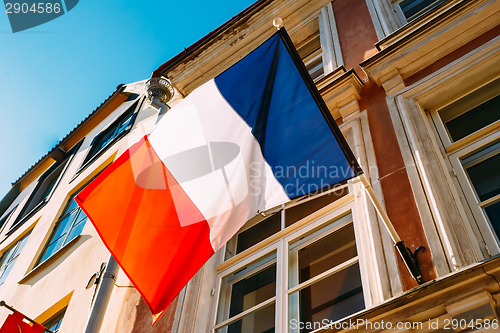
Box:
left=462, top=141, right=500, bottom=236
left=0, top=232, right=30, bottom=286
left=229, top=264, right=276, bottom=318
left=216, top=303, right=275, bottom=333
left=83, top=100, right=139, bottom=165
left=43, top=308, right=66, bottom=333
left=233, top=188, right=348, bottom=257
left=37, top=192, right=88, bottom=265
left=289, top=223, right=364, bottom=332
left=217, top=253, right=276, bottom=333
left=12, top=161, right=67, bottom=231
left=297, top=264, right=364, bottom=330
left=443, top=94, right=500, bottom=142
left=298, top=225, right=357, bottom=283
left=236, top=214, right=281, bottom=255
left=399, top=0, right=446, bottom=21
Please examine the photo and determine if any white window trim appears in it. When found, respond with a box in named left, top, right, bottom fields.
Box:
left=426, top=78, right=500, bottom=257
left=377, top=34, right=500, bottom=274
left=211, top=202, right=360, bottom=333
left=446, top=129, right=500, bottom=255
left=288, top=3, right=343, bottom=80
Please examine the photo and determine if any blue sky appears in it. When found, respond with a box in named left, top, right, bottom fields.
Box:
left=0, top=0, right=256, bottom=198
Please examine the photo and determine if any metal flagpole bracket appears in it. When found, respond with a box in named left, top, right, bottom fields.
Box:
left=359, top=174, right=425, bottom=285
left=395, top=242, right=425, bottom=285
left=0, top=300, right=54, bottom=333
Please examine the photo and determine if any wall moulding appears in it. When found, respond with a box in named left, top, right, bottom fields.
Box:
left=317, top=66, right=364, bottom=121
left=360, top=0, right=500, bottom=91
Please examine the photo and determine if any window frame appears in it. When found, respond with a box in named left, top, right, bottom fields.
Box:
left=35, top=189, right=88, bottom=267
left=429, top=80, right=500, bottom=256
left=393, top=0, right=448, bottom=23
left=78, top=99, right=141, bottom=171
left=448, top=132, right=500, bottom=253
left=42, top=307, right=66, bottom=333
left=8, top=141, right=83, bottom=236
left=0, top=231, right=30, bottom=286
left=288, top=3, right=343, bottom=82
left=212, top=196, right=365, bottom=332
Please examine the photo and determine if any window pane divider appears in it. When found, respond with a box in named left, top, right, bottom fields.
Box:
left=479, top=194, right=500, bottom=208
left=213, top=296, right=276, bottom=330
left=286, top=256, right=358, bottom=295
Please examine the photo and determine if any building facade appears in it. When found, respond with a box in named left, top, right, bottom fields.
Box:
left=0, top=0, right=499, bottom=332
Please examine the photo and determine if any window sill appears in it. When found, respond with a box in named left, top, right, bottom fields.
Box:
left=18, top=235, right=81, bottom=284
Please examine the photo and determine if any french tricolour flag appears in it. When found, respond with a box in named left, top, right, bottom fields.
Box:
left=76, top=29, right=362, bottom=321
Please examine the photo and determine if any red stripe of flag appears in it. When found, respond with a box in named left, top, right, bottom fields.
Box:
left=76, top=136, right=214, bottom=321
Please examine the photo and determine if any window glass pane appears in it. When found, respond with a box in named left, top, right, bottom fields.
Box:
left=291, top=263, right=364, bottom=332
left=64, top=220, right=86, bottom=246
left=40, top=236, right=65, bottom=263
left=215, top=302, right=275, bottom=333
left=43, top=309, right=66, bottom=332
left=400, top=0, right=445, bottom=20
left=229, top=264, right=276, bottom=317
left=0, top=245, right=17, bottom=267
left=463, top=141, right=500, bottom=202
left=37, top=193, right=87, bottom=265
left=83, top=100, right=139, bottom=165
left=236, top=214, right=281, bottom=254
left=485, top=201, right=500, bottom=236
left=65, top=198, right=79, bottom=215
left=0, top=232, right=30, bottom=285
left=286, top=188, right=347, bottom=227
left=298, top=225, right=357, bottom=284
left=0, top=262, right=16, bottom=285
left=116, top=113, right=135, bottom=134
left=73, top=209, right=88, bottom=226
left=443, top=94, right=500, bottom=142
left=13, top=162, right=66, bottom=228
left=50, top=214, right=74, bottom=243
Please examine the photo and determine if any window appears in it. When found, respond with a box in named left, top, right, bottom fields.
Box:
left=226, top=188, right=347, bottom=259
left=10, top=143, right=82, bottom=234
left=0, top=207, right=16, bottom=233
left=396, top=0, right=447, bottom=22
left=0, top=232, right=30, bottom=286
left=295, top=20, right=324, bottom=81
left=290, top=4, right=342, bottom=81
left=432, top=77, right=500, bottom=252
left=13, top=162, right=66, bottom=227
left=288, top=223, right=363, bottom=329
left=36, top=191, right=87, bottom=265
left=438, top=80, right=500, bottom=144
left=81, top=100, right=139, bottom=166
left=460, top=140, right=500, bottom=238
left=215, top=195, right=364, bottom=332
left=42, top=308, right=66, bottom=333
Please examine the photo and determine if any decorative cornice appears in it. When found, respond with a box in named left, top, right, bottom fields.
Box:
left=360, top=0, right=499, bottom=91
left=318, top=67, right=364, bottom=121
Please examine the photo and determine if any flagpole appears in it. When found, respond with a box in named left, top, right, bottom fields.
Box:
left=359, top=173, right=424, bottom=284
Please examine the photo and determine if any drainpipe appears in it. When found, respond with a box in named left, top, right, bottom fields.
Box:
left=83, top=77, right=175, bottom=333
left=83, top=256, right=119, bottom=333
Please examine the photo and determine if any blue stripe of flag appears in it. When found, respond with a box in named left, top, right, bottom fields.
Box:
left=214, top=32, right=359, bottom=198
